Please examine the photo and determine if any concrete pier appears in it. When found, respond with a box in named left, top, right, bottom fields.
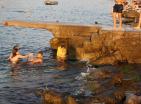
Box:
left=4, top=20, right=141, bottom=64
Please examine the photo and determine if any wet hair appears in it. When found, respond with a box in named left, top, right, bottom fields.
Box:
left=38, top=51, right=43, bottom=55
left=61, top=43, right=66, bottom=48
left=13, top=45, right=19, bottom=49
left=11, top=47, right=19, bottom=58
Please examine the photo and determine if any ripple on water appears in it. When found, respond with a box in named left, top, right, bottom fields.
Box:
left=0, top=0, right=116, bottom=103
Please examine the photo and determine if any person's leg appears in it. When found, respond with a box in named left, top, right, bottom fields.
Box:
left=137, top=13, right=141, bottom=28
left=118, top=13, right=122, bottom=29
left=113, top=12, right=117, bottom=29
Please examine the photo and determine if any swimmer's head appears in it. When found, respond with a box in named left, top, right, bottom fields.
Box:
left=37, top=51, right=43, bottom=59
left=13, top=45, right=20, bottom=51
left=12, top=45, right=20, bottom=57
left=61, top=43, right=66, bottom=48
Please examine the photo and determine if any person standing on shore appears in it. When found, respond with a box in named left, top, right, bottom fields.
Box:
left=113, top=0, right=125, bottom=29
left=133, top=0, right=141, bottom=29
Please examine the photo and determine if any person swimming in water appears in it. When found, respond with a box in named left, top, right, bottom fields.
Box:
left=8, top=45, right=29, bottom=64
left=28, top=51, right=43, bottom=64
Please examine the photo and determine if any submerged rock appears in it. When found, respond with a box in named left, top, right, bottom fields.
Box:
left=42, top=90, right=64, bottom=104
left=66, top=96, right=77, bottom=104
left=125, top=93, right=141, bottom=104
left=40, top=90, right=77, bottom=104
left=85, top=65, right=141, bottom=104
left=111, top=73, right=123, bottom=86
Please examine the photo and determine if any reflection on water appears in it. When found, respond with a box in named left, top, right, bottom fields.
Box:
left=1, top=0, right=140, bottom=104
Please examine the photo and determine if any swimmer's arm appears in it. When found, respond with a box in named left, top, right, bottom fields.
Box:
left=18, top=54, right=29, bottom=59
left=8, top=53, right=12, bottom=60
left=31, top=59, right=42, bottom=64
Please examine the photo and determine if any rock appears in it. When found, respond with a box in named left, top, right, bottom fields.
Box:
left=66, top=96, right=77, bottom=104
left=82, top=97, right=104, bottom=104
left=87, top=80, right=103, bottom=93
left=122, top=10, right=139, bottom=19
left=83, top=41, right=95, bottom=53
left=40, top=90, right=77, bottom=104
left=82, top=52, right=100, bottom=61
left=120, top=79, right=139, bottom=92
left=95, top=21, right=98, bottom=24
left=69, top=36, right=86, bottom=48
left=111, top=73, right=124, bottom=86
left=102, top=96, right=116, bottom=104
left=90, top=29, right=141, bottom=65
left=50, top=38, right=60, bottom=49
left=88, top=69, right=111, bottom=80
left=4, top=20, right=141, bottom=64
left=113, top=90, right=125, bottom=102
left=123, top=18, right=135, bottom=25
left=93, top=55, right=118, bottom=65
left=125, top=93, right=141, bottom=104
left=50, top=38, right=68, bottom=49
left=42, top=90, right=64, bottom=104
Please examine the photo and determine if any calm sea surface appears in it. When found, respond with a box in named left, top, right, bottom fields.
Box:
left=0, top=0, right=114, bottom=104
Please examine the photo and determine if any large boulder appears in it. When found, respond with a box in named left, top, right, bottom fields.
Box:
left=125, top=93, right=141, bottom=104
left=122, top=10, right=139, bottom=19
left=41, top=90, right=77, bottom=104
left=42, top=90, right=64, bottom=104
left=89, top=29, right=141, bottom=65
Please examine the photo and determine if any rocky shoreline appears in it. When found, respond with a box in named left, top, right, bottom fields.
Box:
left=4, top=20, right=141, bottom=65
left=3, top=20, right=141, bottom=104
left=36, top=64, right=141, bottom=104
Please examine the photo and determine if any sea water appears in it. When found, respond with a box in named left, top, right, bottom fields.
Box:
left=0, top=0, right=114, bottom=104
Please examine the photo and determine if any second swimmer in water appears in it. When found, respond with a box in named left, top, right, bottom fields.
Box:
left=8, top=45, right=43, bottom=64
left=28, top=51, right=43, bottom=64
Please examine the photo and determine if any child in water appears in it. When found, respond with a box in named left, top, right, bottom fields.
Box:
left=8, top=45, right=29, bottom=64
left=113, top=0, right=125, bottom=29
left=56, top=44, right=67, bottom=62
left=28, top=51, right=43, bottom=64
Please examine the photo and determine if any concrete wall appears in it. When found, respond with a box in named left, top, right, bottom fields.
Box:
left=4, top=20, right=141, bottom=64
left=50, top=26, right=141, bottom=65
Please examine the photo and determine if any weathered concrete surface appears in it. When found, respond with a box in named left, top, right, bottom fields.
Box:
left=91, top=30, right=141, bottom=64
left=4, top=20, right=141, bottom=64
left=4, top=20, right=100, bottom=38
left=51, top=29, right=141, bottom=64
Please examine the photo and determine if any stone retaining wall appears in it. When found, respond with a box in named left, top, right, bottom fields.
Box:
left=50, top=28, right=141, bottom=65
left=4, top=20, right=141, bottom=64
